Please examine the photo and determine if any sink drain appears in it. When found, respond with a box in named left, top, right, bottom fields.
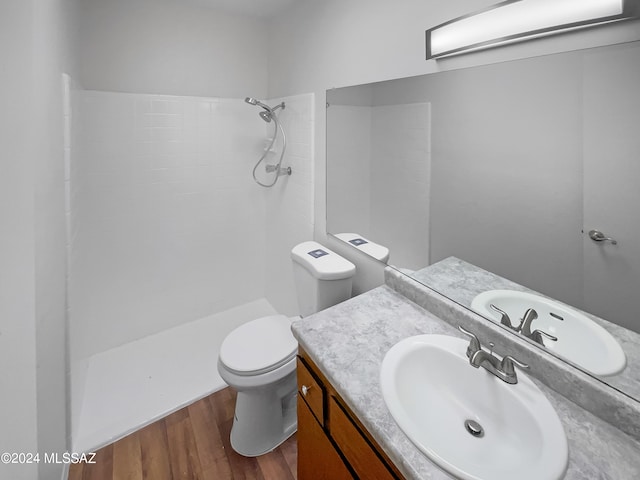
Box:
left=464, top=419, right=484, bottom=438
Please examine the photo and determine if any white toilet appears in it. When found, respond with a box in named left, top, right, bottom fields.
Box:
left=217, top=240, right=356, bottom=457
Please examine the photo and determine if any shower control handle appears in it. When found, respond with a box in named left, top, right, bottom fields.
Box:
left=265, top=164, right=292, bottom=176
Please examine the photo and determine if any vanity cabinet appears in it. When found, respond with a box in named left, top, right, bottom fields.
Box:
left=297, top=349, right=404, bottom=480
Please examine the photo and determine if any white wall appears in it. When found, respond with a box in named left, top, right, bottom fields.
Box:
left=0, top=3, right=39, bottom=478
left=71, top=92, right=267, bottom=361
left=78, top=0, right=269, bottom=98
left=268, top=0, right=640, bottom=97
left=64, top=73, right=85, bottom=451
left=34, top=1, right=80, bottom=477
left=267, top=0, right=640, bottom=293
left=1, top=0, right=78, bottom=479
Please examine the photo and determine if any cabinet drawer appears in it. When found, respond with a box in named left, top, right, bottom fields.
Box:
left=297, top=357, right=324, bottom=424
left=328, top=396, right=398, bottom=480
left=298, top=397, right=354, bottom=480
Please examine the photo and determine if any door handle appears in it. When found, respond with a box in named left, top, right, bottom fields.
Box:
left=588, top=229, right=618, bottom=245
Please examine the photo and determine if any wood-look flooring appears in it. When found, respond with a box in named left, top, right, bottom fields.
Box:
left=69, top=388, right=297, bottom=480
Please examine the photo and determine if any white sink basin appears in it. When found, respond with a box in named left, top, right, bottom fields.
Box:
left=471, top=289, right=626, bottom=377
left=380, top=334, right=568, bottom=480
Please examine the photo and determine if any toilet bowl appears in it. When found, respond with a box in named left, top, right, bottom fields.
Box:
left=217, top=241, right=356, bottom=457
left=217, top=314, right=298, bottom=457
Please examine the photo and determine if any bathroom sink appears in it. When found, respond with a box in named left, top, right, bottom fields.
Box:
left=471, top=289, right=626, bottom=377
left=380, top=334, right=568, bottom=480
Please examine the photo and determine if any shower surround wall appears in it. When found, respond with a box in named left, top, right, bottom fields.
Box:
left=71, top=92, right=268, bottom=364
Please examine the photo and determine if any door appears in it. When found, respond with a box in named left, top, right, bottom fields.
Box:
left=583, top=42, right=640, bottom=333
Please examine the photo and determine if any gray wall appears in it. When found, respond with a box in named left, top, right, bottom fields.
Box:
left=427, top=53, right=584, bottom=308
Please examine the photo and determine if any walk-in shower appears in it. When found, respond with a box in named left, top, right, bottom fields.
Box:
left=245, top=97, right=290, bottom=187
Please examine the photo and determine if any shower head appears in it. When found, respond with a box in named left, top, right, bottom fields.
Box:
left=259, top=111, right=272, bottom=123
left=245, top=97, right=271, bottom=111
left=245, top=96, right=285, bottom=123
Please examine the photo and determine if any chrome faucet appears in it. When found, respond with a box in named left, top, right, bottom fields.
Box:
left=489, top=304, right=558, bottom=347
left=518, top=308, right=558, bottom=346
left=458, top=325, right=529, bottom=384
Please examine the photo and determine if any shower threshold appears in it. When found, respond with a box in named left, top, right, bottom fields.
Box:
left=72, top=298, right=277, bottom=453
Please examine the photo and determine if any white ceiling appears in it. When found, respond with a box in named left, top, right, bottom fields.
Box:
left=181, top=0, right=300, bottom=18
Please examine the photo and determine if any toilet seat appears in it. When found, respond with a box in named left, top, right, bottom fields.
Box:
left=220, top=315, right=297, bottom=376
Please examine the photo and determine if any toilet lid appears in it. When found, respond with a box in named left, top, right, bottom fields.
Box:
left=220, top=314, right=298, bottom=375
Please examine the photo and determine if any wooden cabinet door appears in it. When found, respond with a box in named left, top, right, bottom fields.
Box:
left=297, top=396, right=354, bottom=480
left=328, top=396, right=398, bottom=480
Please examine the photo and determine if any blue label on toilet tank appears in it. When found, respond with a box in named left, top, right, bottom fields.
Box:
left=349, top=238, right=368, bottom=246
left=308, top=249, right=329, bottom=258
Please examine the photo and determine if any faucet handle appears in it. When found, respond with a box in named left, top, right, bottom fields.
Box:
left=458, top=325, right=481, bottom=358
left=500, top=355, right=529, bottom=376
left=490, top=304, right=515, bottom=329
left=531, top=329, right=558, bottom=347
left=533, top=330, right=558, bottom=342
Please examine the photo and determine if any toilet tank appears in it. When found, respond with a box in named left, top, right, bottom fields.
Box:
left=291, top=241, right=356, bottom=317
left=334, top=232, right=390, bottom=263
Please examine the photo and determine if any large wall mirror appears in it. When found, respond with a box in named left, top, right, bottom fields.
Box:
left=326, top=40, right=640, bottom=401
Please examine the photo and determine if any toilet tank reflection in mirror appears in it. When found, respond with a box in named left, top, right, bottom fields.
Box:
left=326, top=40, right=640, bottom=401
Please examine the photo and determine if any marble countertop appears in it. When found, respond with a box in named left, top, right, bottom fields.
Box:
left=291, top=285, right=640, bottom=480
left=409, top=257, right=640, bottom=399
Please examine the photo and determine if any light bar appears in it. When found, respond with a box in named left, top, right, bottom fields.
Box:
left=426, top=0, right=640, bottom=60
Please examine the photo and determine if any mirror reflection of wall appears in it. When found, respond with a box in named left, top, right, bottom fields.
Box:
left=428, top=42, right=640, bottom=336
left=326, top=40, right=640, bottom=400
left=429, top=51, right=583, bottom=310
left=328, top=40, right=640, bottom=330
left=327, top=88, right=431, bottom=271
left=582, top=43, right=640, bottom=335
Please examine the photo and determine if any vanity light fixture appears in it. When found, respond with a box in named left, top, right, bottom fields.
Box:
left=426, top=0, right=640, bottom=59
